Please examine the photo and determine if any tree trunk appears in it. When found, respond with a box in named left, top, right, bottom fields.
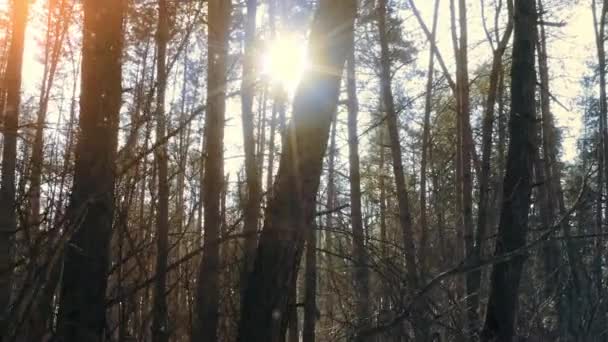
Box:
left=377, top=0, right=426, bottom=338
left=288, top=280, right=299, bottom=342
left=346, top=36, right=371, bottom=340
left=592, top=0, right=608, bottom=303
left=302, top=224, right=316, bottom=342
left=28, top=0, right=71, bottom=229
left=0, top=0, right=28, bottom=331
left=56, top=0, right=124, bottom=340
left=151, top=0, right=170, bottom=341
left=193, top=1, right=231, bottom=341
left=480, top=0, right=537, bottom=340
left=419, top=0, right=440, bottom=283
left=471, top=0, right=513, bottom=332
left=240, top=0, right=261, bottom=298
left=377, top=0, right=419, bottom=292
left=237, top=1, right=356, bottom=340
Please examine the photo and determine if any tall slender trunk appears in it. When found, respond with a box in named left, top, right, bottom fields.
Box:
left=472, top=0, right=513, bottom=332
left=419, top=0, right=440, bottom=282
left=377, top=0, right=426, bottom=338
left=240, top=0, right=261, bottom=298
left=536, top=0, right=582, bottom=335
left=193, top=1, right=231, bottom=341
left=0, top=0, right=28, bottom=330
left=151, top=0, right=170, bottom=341
left=377, top=0, right=419, bottom=291
left=536, top=1, right=561, bottom=300
left=450, top=0, right=476, bottom=333
left=56, top=0, right=124, bottom=339
left=480, top=1, right=537, bottom=340
left=237, top=1, right=356, bottom=340
left=346, top=36, right=371, bottom=340
left=592, top=0, right=608, bottom=301
left=28, top=0, right=71, bottom=229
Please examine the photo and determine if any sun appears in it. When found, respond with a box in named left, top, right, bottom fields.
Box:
left=259, top=33, right=308, bottom=92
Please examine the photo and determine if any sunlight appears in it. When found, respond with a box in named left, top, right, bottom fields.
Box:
left=259, top=33, right=308, bottom=92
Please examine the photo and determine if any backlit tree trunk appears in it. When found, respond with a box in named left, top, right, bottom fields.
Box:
left=237, top=1, right=356, bottom=340
left=56, top=0, right=124, bottom=339
left=193, top=1, right=231, bottom=341
left=240, top=0, right=261, bottom=298
left=481, top=0, right=537, bottom=340
left=151, top=0, right=170, bottom=340
left=472, top=0, right=513, bottom=330
left=0, top=0, right=28, bottom=331
left=346, top=36, right=371, bottom=339
left=419, top=0, right=440, bottom=281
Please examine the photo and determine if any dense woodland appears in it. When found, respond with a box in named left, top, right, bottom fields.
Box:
left=0, top=0, right=606, bottom=341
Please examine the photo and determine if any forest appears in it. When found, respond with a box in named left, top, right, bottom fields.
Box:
left=0, top=0, right=605, bottom=341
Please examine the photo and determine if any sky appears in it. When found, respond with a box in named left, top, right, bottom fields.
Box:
left=7, top=0, right=601, bottom=165
left=413, top=0, right=595, bottom=161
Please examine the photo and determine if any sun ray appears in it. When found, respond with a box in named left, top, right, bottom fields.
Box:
left=259, top=33, right=308, bottom=92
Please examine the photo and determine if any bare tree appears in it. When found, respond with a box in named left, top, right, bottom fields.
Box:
left=0, top=0, right=28, bottom=332
left=151, top=0, right=170, bottom=340
left=193, top=0, right=231, bottom=341
left=481, top=0, right=537, bottom=340
left=56, top=0, right=124, bottom=339
left=237, top=1, right=356, bottom=340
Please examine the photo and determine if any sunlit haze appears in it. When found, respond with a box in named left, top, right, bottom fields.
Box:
left=259, top=33, right=308, bottom=92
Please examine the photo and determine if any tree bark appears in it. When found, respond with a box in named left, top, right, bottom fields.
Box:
left=419, top=0, right=440, bottom=282
left=592, top=0, right=608, bottom=302
left=377, top=0, right=419, bottom=291
left=377, top=0, right=427, bottom=338
left=240, top=0, right=261, bottom=299
left=237, top=1, right=356, bottom=340
left=151, top=0, right=170, bottom=341
left=0, top=0, right=28, bottom=331
left=193, top=1, right=231, bottom=341
left=56, top=0, right=124, bottom=340
left=480, top=0, right=537, bottom=340
left=471, top=0, right=513, bottom=332
left=302, top=224, right=316, bottom=342
left=346, top=36, right=371, bottom=340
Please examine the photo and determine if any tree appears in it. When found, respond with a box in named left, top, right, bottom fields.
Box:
left=240, top=0, right=261, bottom=298
left=346, top=30, right=371, bottom=339
left=56, top=0, right=124, bottom=339
left=0, top=0, right=28, bottom=332
left=472, top=0, right=513, bottom=330
left=151, top=0, right=170, bottom=340
left=193, top=0, right=231, bottom=341
left=481, top=0, right=537, bottom=340
left=237, top=0, right=356, bottom=340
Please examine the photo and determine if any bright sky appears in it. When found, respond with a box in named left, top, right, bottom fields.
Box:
left=413, top=0, right=594, bottom=162
left=9, top=0, right=600, bottom=165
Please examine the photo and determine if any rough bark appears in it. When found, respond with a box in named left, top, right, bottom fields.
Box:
left=236, top=1, right=356, bottom=340
left=480, top=0, right=537, bottom=340
left=56, top=0, right=124, bottom=339
left=151, top=0, right=170, bottom=340
left=0, top=0, right=28, bottom=331
left=193, top=1, right=231, bottom=341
